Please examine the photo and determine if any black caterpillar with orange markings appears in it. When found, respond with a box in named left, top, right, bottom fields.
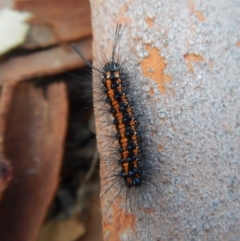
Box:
left=72, top=24, right=145, bottom=188
left=103, top=60, right=142, bottom=187
left=71, top=24, right=161, bottom=216
left=72, top=23, right=162, bottom=240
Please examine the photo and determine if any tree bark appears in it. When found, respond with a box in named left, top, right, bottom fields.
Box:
left=90, top=0, right=240, bottom=240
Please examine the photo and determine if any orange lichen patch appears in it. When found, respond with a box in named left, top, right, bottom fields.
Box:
left=145, top=17, right=154, bottom=27
left=195, top=10, right=205, bottom=22
left=102, top=197, right=137, bottom=240
left=184, top=53, right=204, bottom=72
left=111, top=206, right=136, bottom=240
left=149, top=87, right=154, bottom=95
left=158, top=144, right=164, bottom=151
left=236, top=40, right=240, bottom=48
left=141, top=45, right=172, bottom=94
left=113, top=4, right=130, bottom=26
left=188, top=1, right=205, bottom=22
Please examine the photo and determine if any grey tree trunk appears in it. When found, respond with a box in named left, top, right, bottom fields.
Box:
left=90, top=0, right=240, bottom=240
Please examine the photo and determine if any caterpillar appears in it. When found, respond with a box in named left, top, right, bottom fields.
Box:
left=72, top=24, right=161, bottom=239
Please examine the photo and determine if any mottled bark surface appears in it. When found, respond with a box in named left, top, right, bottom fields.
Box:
left=90, top=0, right=240, bottom=240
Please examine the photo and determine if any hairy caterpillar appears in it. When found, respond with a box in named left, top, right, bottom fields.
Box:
left=72, top=24, right=161, bottom=239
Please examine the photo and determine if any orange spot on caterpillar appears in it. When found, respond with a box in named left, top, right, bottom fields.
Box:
left=141, top=45, right=172, bottom=94
left=184, top=53, right=204, bottom=72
